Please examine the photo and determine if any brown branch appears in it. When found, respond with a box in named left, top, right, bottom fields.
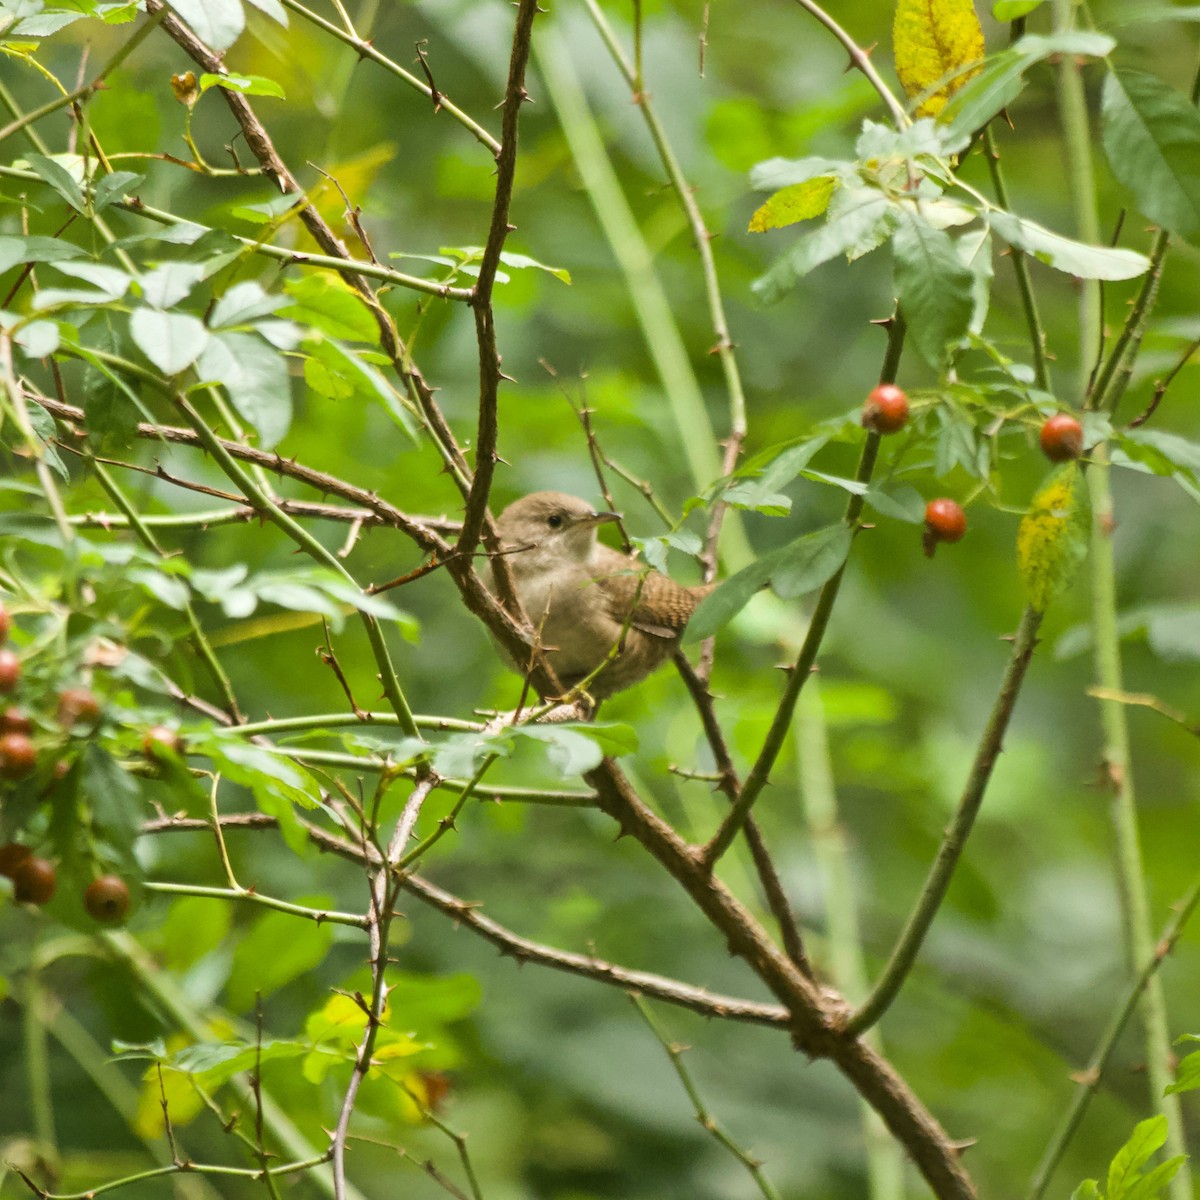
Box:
left=140, top=811, right=791, bottom=1028
left=457, top=0, right=541, bottom=564
left=585, top=759, right=977, bottom=1200
left=673, top=650, right=812, bottom=978
left=401, top=872, right=791, bottom=1029
left=145, top=0, right=474, bottom=496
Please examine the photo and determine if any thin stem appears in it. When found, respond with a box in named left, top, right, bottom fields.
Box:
left=630, top=994, right=783, bottom=1200
left=1027, top=873, right=1200, bottom=1199
left=457, top=0, right=541, bottom=560
left=273, top=747, right=594, bottom=802
left=22, top=971, right=56, bottom=1152
left=982, top=126, right=1049, bottom=392
left=1052, top=0, right=1103, bottom=389
left=233, top=712, right=483, bottom=736
left=534, top=22, right=754, bottom=568
left=0, top=6, right=168, bottom=148
left=1086, top=450, right=1189, bottom=1186
left=1053, top=7, right=1192, bottom=1193
left=796, top=683, right=905, bottom=1200
left=581, top=0, right=748, bottom=449
left=278, top=0, right=500, bottom=157
left=87, top=457, right=243, bottom=720
left=789, top=0, right=909, bottom=128
left=330, top=779, right=433, bottom=1199
left=142, top=882, right=368, bottom=928
left=703, top=313, right=906, bottom=864
left=848, top=606, right=1044, bottom=1035
left=672, top=650, right=812, bottom=975
left=171, top=394, right=420, bottom=741
left=1087, top=229, right=1168, bottom=414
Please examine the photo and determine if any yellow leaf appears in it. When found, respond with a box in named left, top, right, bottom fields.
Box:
left=1016, top=464, right=1090, bottom=612
left=893, top=0, right=985, bottom=116
left=305, top=990, right=389, bottom=1046
left=134, top=1067, right=204, bottom=1138
left=747, top=177, right=838, bottom=232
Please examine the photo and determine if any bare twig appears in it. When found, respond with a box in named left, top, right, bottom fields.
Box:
left=457, top=0, right=541, bottom=563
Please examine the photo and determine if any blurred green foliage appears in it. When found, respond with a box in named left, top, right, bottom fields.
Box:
left=1, top=0, right=1200, bottom=1198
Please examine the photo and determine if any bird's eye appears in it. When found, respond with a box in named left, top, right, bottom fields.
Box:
left=546, top=513, right=564, bottom=529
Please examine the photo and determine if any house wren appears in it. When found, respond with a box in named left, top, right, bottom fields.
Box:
left=492, top=492, right=711, bottom=699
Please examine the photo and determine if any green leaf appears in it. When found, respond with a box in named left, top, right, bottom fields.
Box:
left=892, top=209, right=975, bottom=366
left=865, top=485, right=926, bottom=522
left=1117, top=427, right=1200, bottom=482
left=308, top=337, right=418, bottom=441
left=687, top=523, right=851, bottom=639
left=749, top=155, right=845, bottom=190
left=199, top=72, right=285, bottom=99
left=941, top=32, right=1115, bottom=141
left=13, top=319, right=59, bottom=358
left=26, top=153, right=86, bottom=212
left=167, top=0, right=245, bottom=50
left=51, top=261, right=131, bottom=299
left=246, top=0, right=288, bottom=22
left=197, top=331, right=292, bottom=449
left=509, top=723, right=637, bottom=777
left=0, top=235, right=86, bottom=273
left=1165, top=1049, right=1200, bottom=1094
left=303, top=352, right=354, bottom=401
left=1123, top=1157, right=1187, bottom=1200
left=1101, top=69, right=1200, bottom=240
left=753, top=188, right=896, bottom=303
left=1070, top=1183, right=1102, bottom=1200
left=210, top=281, right=286, bottom=327
left=165, top=1038, right=307, bottom=1086
left=993, top=0, right=1044, bottom=16
left=129, top=309, right=209, bottom=375
left=497, top=249, right=571, bottom=283
left=139, top=261, right=206, bottom=309
left=748, top=178, right=838, bottom=232
left=989, top=210, right=1150, bottom=280
left=92, top=170, right=144, bottom=213
left=281, top=274, right=379, bottom=341
left=1106, top=1115, right=1167, bottom=1198
left=82, top=744, right=142, bottom=848
left=769, top=523, right=854, bottom=598
left=227, top=908, right=333, bottom=1012
left=1017, top=464, right=1090, bottom=612
left=687, top=562, right=774, bottom=640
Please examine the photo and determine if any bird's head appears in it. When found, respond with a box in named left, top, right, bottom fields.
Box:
left=495, top=492, right=619, bottom=570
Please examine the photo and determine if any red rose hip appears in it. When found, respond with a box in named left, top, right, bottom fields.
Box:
left=0, top=602, right=9, bottom=643
left=0, top=731, right=36, bottom=779
left=143, top=725, right=184, bottom=760
left=0, top=842, right=31, bottom=878
left=861, top=384, right=910, bottom=434
left=58, top=687, right=101, bottom=728
left=12, top=855, right=56, bottom=904
left=84, top=875, right=131, bottom=923
left=1040, top=413, right=1084, bottom=462
left=0, top=648, right=19, bottom=694
left=923, top=498, right=968, bottom=558
left=2, top=708, right=32, bottom=734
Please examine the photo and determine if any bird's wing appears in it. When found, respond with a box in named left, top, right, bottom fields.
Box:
left=591, top=547, right=711, bottom=639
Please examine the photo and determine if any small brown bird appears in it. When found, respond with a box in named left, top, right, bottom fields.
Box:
left=492, top=492, right=710, bottom=699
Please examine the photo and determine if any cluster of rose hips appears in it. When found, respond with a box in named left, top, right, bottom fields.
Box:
left=860, top=383, right=1085, bottom=557
left=0, top=600, right=177, bottom=924
left=0, top=842, right=130, bottom=921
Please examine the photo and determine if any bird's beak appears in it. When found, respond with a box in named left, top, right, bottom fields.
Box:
left=584, top=510, right=620, bottom=527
